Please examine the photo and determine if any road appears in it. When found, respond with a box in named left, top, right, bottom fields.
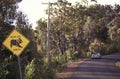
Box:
left=55, top=53, right=120, bottom=79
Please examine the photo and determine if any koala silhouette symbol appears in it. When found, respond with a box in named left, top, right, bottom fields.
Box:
left=10, top=38, right=23, bottom=48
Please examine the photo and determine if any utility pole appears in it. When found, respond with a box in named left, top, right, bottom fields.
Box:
left=42, top=0, right=63, bottom=64
left=42, top=1, right=51, bottom=64
left=47, top=1, right=50, bottom=64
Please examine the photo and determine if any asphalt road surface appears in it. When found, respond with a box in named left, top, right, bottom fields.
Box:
left=55, top=53, right=120, bottom=79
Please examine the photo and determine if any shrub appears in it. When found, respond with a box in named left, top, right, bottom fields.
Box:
left=24, top=59, right=35, bottom=79
left=24, top=58, right=55, bottom=79
left=105, top=43, right=120, bottom=55
left=0, top=60, right=9, bottom=79
left=89, top=39, right=105, bottom=54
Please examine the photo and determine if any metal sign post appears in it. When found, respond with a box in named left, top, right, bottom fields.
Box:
left=18, top=56, right=23, bottom=79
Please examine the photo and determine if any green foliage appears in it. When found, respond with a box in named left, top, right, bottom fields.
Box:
left=35, top=3, right=120, bottom=76
left=34, top=59, right=55, bottom=79
left=89, top=39, right=105, bottom=53
left=105, top=43, right=120, bottom=55
left=80, top=50, right=92, bottom=57
left=86, top=52, right=92, bottom=57
left=58, top=54, right=67, bottom=64
left=0, top=0, right=36, bottom=79
left=107, top=16, right=120, bottom=43
left=24, top=59, right=35, bottom=79
left=24, top=57, right=55, bottom=79
left=0, top=59, right=9, bottom=79
left=0, top=49, right=19, bottom=79
left=1, top=0, right=120, bottom=79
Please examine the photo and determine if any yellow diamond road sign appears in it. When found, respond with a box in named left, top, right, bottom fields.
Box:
left=3, top=29, right=30, bottom=56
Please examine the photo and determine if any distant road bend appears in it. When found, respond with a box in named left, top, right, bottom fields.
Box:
left=55, top=53, right=120, bottom=79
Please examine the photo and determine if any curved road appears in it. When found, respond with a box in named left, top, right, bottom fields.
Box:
left=55, top=53, right=120, bottom=79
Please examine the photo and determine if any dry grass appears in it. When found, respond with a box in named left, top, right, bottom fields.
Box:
left=115, top=61, right=120, bottom=68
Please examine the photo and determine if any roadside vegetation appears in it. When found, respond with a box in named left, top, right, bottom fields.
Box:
left=0, top=0, right=120, bottom=79
left=116, top=61, right=120, bottom=69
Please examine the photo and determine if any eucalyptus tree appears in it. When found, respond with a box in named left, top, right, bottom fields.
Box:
left=107, top=5, right=120, bottom=43
left=35, top=18, right=47, bottom=52
left=0, top=0, right=23, bottom=79
left=49, top=0, right=102, bottom=55
left=0, top=0, right=38, bottom=79
left=0, top=0, right=20, bottom=45
left=106, top=5, right=120, bottom=53
left=36, top=0, right=120, bottom=59
left=50, top=1, right=72, bottom=54
left=83, top=4, right=115, bottom=55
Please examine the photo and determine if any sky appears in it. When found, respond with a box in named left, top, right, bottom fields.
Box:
left=18, top=0, right=120, bottom=29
